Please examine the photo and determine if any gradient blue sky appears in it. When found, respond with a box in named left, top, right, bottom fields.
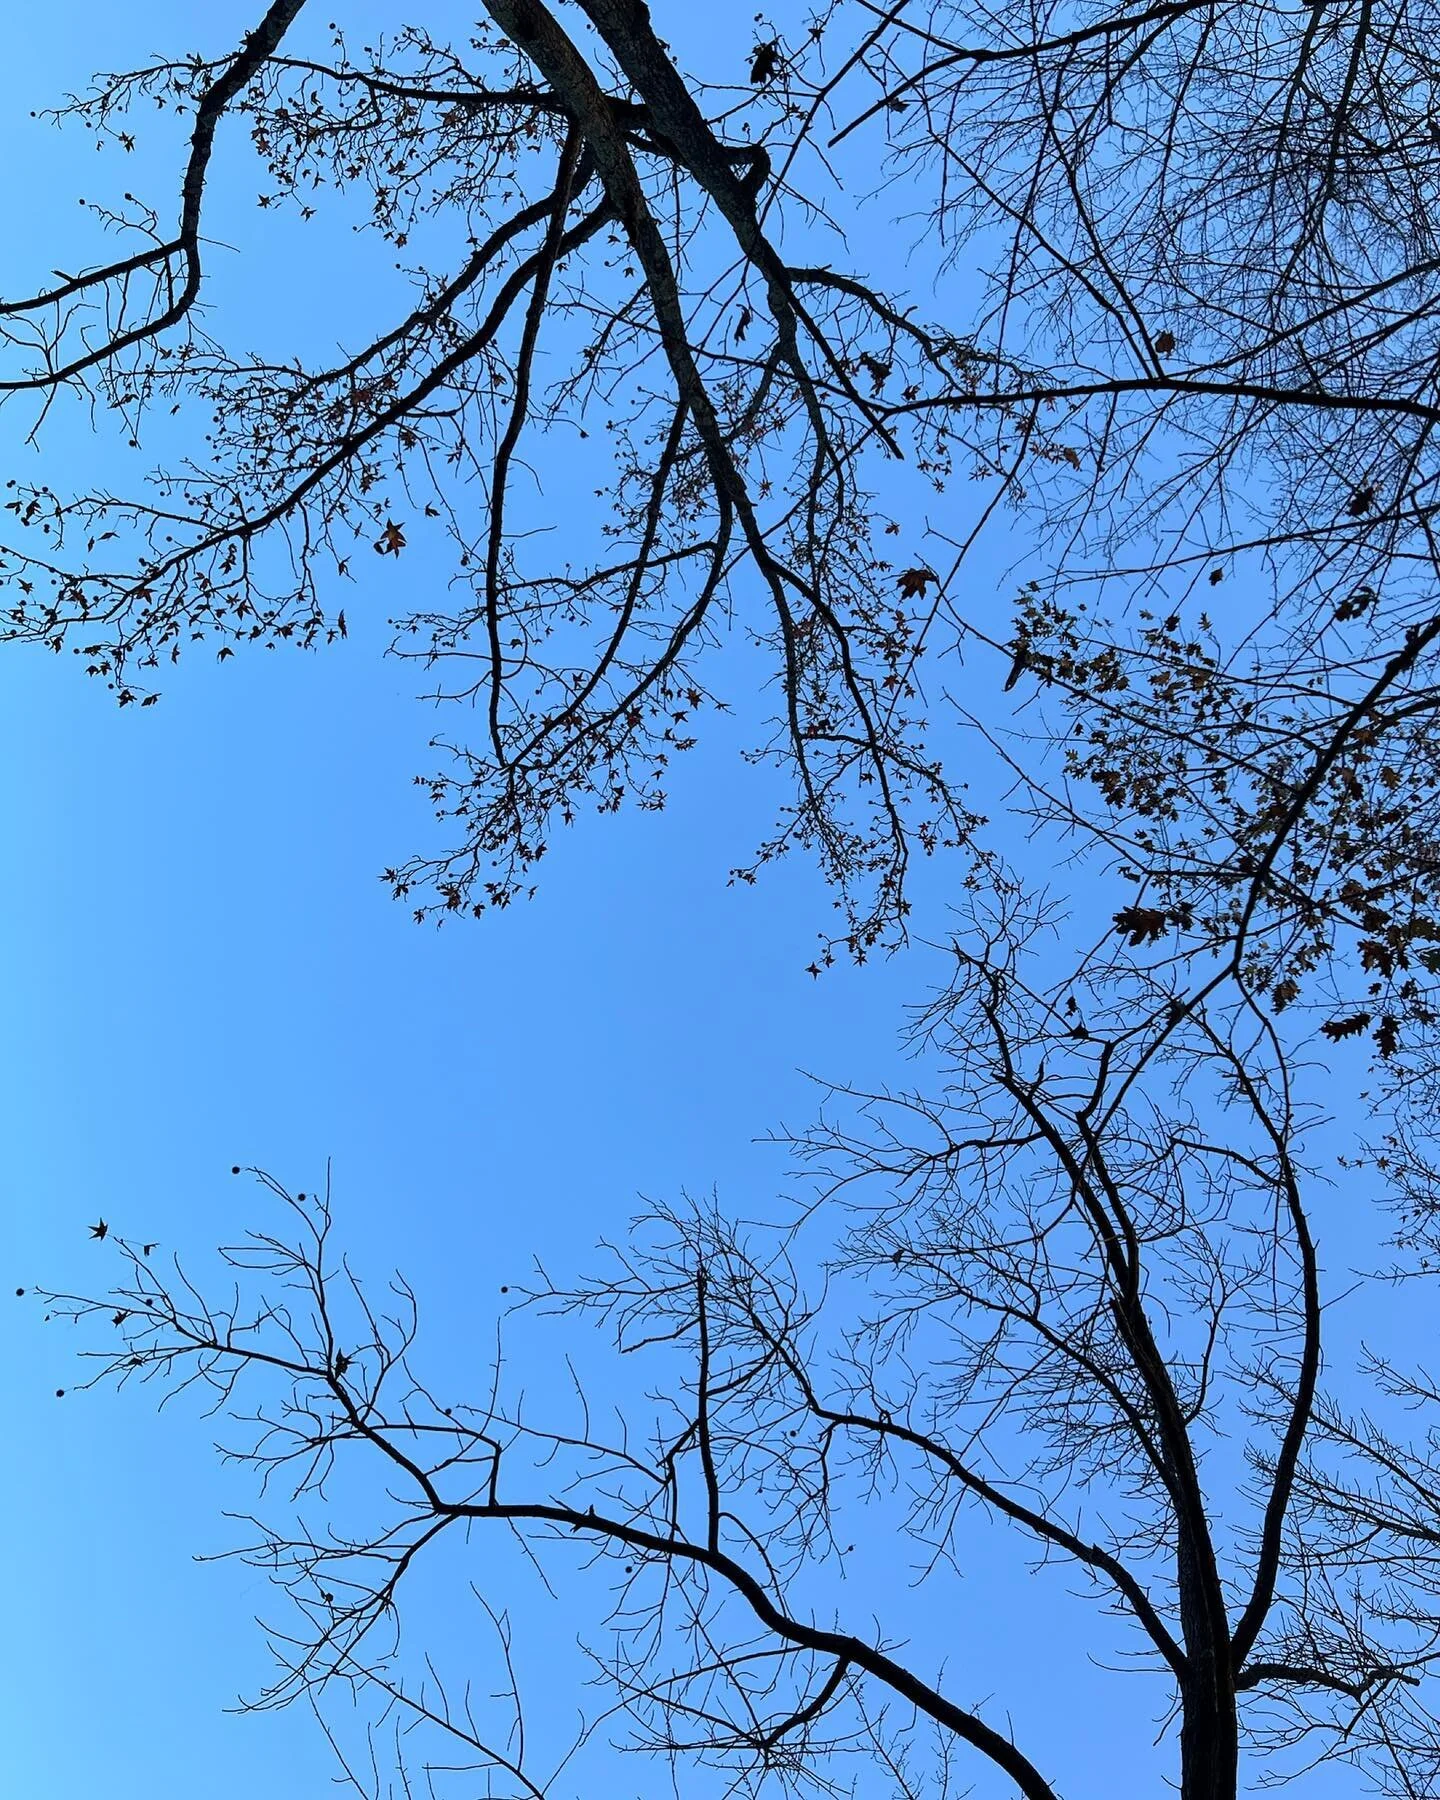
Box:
left=0, top=8, right=1388, bottom=1799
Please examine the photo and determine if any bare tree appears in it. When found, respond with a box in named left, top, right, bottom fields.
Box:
left=863, top=0, right=1440, bottom=1073
left=12, top=0, right=1440, bottom=962
left=41, top=906, right=1440, bottom=1800
left=2, top=0, right=1003, bottom=954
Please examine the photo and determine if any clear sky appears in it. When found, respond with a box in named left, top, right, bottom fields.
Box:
left=0, top=8, right=1384, bottom=1800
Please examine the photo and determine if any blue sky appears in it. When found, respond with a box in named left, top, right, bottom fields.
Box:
left=0, top=8, right=1394, bottom=1799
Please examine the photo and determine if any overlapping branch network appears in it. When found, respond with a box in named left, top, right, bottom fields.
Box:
left=0, top=0, right=1026, bottom=951
left=47, top=927, right=1435, bottom=1797
left=14, top=0, right=1440, bottom=968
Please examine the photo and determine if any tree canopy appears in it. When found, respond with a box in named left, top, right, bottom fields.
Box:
left=21, top=5, right=1440, bottom=1800
left=9, top=0, right=1440, bottom=967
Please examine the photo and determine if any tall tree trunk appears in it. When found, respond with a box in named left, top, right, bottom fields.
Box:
left=1180, top=1672, right=1239, bottom=1800
left=1177, top=1526, right=1238, bottom=1800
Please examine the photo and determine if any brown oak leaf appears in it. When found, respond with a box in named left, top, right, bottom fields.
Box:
left=896, top=567, right=936, bottom=599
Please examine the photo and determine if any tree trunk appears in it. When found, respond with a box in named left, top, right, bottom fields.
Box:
left=1177, top=1520, right=1238, bottom=1800
left=1180, top=1673, right=1239, bottom=1800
